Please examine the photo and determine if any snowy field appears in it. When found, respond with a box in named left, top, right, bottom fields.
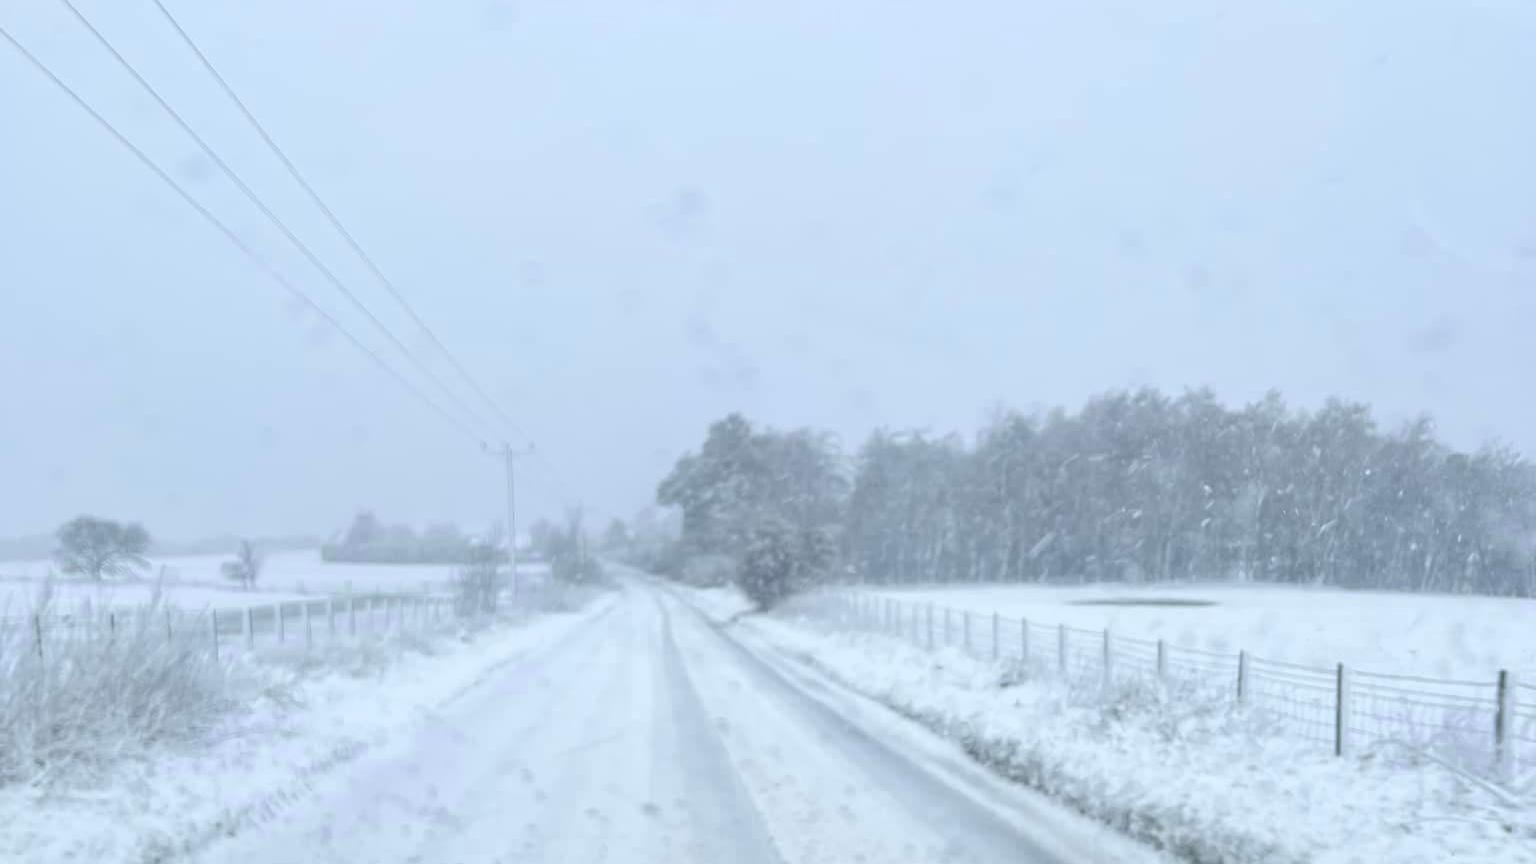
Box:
left=0, top=550, right=553, bottom=612
left=869, top=582, right=1536, bottom=681
left=0, top=576, right=309, bottom=613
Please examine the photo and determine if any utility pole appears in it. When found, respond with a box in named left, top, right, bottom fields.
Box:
left=488, top=442, right=533, bottom=607
left=504, top=444, right=518, bottom=606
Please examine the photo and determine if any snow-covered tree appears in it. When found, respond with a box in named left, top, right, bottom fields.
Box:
left=658, top=414, right=847, bottom=598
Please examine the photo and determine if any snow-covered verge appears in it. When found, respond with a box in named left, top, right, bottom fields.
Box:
left=0, top=588, right=615, bottom=864
left=678, top=585, right=1535, bottom=864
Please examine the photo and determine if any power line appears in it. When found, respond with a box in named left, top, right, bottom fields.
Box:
left=0, top=22, right=488, bottom=449
left=54, top=0, right=502, bottom=443
left=148, top=0, right=531, bottom=446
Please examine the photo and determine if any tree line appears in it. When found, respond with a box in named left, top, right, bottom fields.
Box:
left=653, top=389, right=1536, bottom=603
left=321, top=511, right=502, bottom=565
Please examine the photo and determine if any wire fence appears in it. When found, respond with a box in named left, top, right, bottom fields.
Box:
left=0, top=578, right=575, bottom=663
left=1, top=592, right=443, bottom=661
left=818, top=591, right=1532, bottom=780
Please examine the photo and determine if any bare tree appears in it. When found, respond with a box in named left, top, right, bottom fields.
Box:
left=54, top=515, right=151, bottom=581
left=220, top=540, right=263, bottom=590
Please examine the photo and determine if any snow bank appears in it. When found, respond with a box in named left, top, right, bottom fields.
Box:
left=0, top=591, right=616, bottom=863
left=695, top=589, right=1535, bottom=864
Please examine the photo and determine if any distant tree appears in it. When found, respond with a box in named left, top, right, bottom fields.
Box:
left=54, top=515, right=151, bottom=581
left=423, top=522, right=464, bottom=546
left=381, top=523, right=418, bottom=549
left=601, top=518, right=630, bottom=553
left=220, top=539, right=263, bottom=590
left=549, top=508, right=603, bottom=583
left=421, top=522, right=466, bottom=560
left=628, top=507, right=683, bottom=572
left=324, top=513, right=482, bottom=563
left=527, top=518, right=560, bottom=561
left=482, top=521, right=508, bottom=558
left=342, top=511, right=381, bottom=548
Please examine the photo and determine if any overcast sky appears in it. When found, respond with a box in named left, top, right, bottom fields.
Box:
left=3, top=0, right=1534, bottom=542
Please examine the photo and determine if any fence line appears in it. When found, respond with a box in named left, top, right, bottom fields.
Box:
left=821, top=591, right=1529, bottom=779
left=1, top=579, right=574, bottom=662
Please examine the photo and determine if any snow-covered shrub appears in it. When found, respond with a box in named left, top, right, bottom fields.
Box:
left=738, top=519, right=836, bottom=610
left=739, top=519, right=797, bottom=609
left=452, top=554, right=502, bottom=616
left=0, top=594, right=240, bottom=785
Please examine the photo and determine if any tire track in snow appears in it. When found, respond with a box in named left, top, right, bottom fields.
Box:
left=652, top=595, right=788, bottom=864
left=658, top=583, right=1156, bottom=864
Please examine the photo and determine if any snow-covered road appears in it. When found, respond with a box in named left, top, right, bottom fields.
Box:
left=194, top=577, right=1158, bottom=864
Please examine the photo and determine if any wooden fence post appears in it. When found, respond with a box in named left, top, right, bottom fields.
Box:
left=1156, top=639, right=1166, bottom=683
left=963, top=611, right=972, bottom=655
left=348, top=583, right=357, bottom=636
left=926, top=604, right=934, bottom=650
left=210, top=611, right=220, bottom=662
left=303, top=601, right=313, bottom=651
left=944, top=607, right=952, bottom=647
left=1237, top=651, right=1249, bottom=705
left=276, top=604, right=285, bottom=644
left=32, top=614, right=43, bottom=658
left=991, top=612, right=1000, bottom=661
left=1495, top=670, right=1516, bottom=777
left=1020, top=618, right=1030, bottom=667
left=1335, top=663, right=1350, bottom=757
left=245, top=606, right=254, bottom=651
